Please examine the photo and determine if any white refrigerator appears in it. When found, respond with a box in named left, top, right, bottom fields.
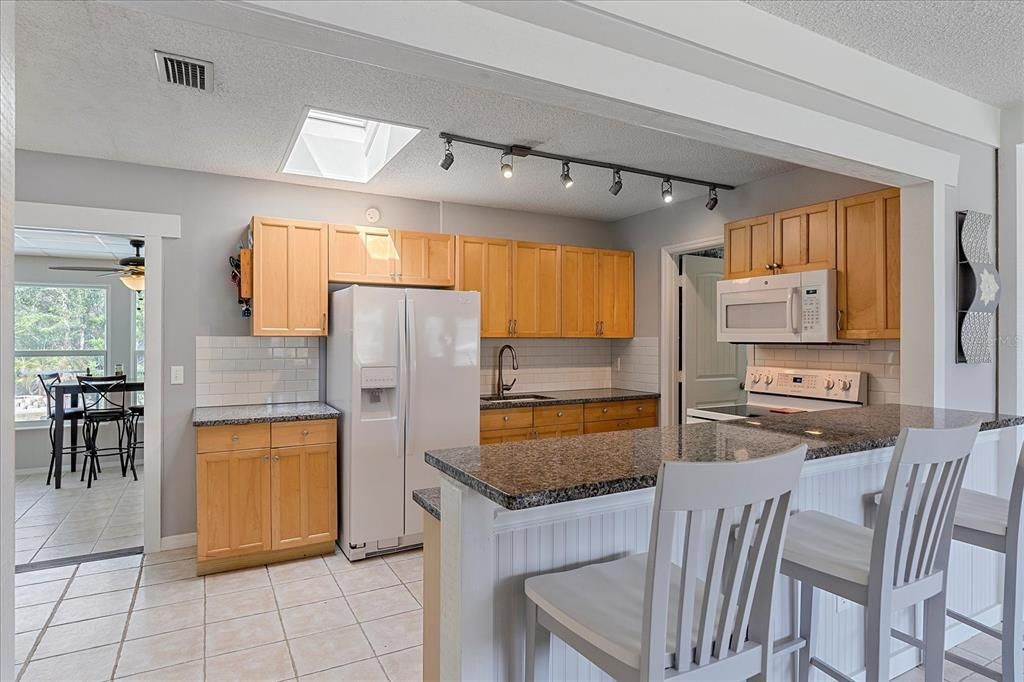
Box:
left=326, top=286, right=480, bottom=560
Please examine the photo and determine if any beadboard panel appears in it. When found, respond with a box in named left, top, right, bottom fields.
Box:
left=477, top=435, right=1007, bottom=681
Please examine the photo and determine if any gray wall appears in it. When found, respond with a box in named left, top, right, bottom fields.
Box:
left=14, top=150, right=614, bottom=537
left=14, top=255, right=138, bottom=469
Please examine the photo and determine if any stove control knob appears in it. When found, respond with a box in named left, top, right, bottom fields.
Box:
left=750, top=374, right=761, bottom=384
left=839, top=378, right=852, bottom=391
left=764, top=375, right=774, bottom=385
left=823, top=378, right=835, bottom=390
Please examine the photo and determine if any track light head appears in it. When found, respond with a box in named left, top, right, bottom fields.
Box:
left=705, top=186, right=718, bottom=211
left=560, top=162, right=574, bottom=189
left=661, top=179, right=673, bottom=204
left=500, top=153, right=514, bottom=179
left=609, top=169, right=622, bottom=196
left=439, top=140, right=454, bottom=171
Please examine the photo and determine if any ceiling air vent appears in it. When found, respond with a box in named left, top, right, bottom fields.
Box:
left=154, top=51, right=213, bottom=92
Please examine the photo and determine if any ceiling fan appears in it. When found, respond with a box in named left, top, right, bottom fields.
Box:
left=48, top=238, right=146, bottom=291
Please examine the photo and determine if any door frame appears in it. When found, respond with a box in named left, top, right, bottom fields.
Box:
left=658, top=235, right=725, bottom=427
left=13, top=201, right=181, bottom=554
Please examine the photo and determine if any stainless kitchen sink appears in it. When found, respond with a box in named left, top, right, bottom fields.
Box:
left=480, top=393, right=556, bottom=403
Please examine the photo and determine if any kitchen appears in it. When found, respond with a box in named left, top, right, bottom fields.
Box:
left=4, top=2, right=1024, bottom=682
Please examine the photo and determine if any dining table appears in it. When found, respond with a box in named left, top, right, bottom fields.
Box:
left=51, top=380, right=144, bottom=489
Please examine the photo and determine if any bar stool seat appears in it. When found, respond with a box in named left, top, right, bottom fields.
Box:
left=783, top=511, right=873, bottom=594
left=954, top=489, right=1009, bottom=544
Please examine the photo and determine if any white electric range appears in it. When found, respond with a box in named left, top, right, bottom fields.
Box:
left=685, top=365, right=866, bottom=423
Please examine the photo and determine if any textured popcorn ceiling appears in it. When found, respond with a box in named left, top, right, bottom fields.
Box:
left=747, top=0, right=1024, bottom=108
left=13, top=1, right=795, bottom=223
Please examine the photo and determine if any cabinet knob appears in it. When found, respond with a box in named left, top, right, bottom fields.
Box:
left=263, top=455, right=270, bottom=461
left=602, top=407, right=608, bottom=414
left=557, top=411, right=564, bottom=417
left=302, top=429, right=310, bottom=436
left=231, top=434, right=240, bottom=442
left=273, top=455, right=280, bottom=462
left=503, top=415, right=510, bottom=422
left=637, top=406, right=644, bottom=412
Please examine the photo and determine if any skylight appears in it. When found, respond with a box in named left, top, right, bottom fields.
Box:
left=282, top=108, right=420, bottom=183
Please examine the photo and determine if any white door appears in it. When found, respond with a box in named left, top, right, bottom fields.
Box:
left=402, top=289, right=480, bottom=535
left=682, top=255, right=746, bottom=409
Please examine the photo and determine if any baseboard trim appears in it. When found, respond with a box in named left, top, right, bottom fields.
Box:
left=160, top=532, right=197, bottom=551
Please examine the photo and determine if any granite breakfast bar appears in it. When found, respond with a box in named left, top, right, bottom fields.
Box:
left=424, top=404, right=1024, bottom=681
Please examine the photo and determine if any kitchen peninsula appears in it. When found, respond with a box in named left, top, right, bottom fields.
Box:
left=423, top=404, right=1024, bottom=681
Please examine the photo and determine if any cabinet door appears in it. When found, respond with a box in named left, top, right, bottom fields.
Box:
left=597, top=250, right=634, bottom=338
left=774, top=201, right=836, bottom=274
left=534, top=424, right=584, bottom=440
left=456, top=236, right=513, bottom=337
left=271, top=444, right=337, bottom=550
left=252, top=217, right=328, bottom=336
left=836, top=189, right=900, bottom=339
left=724, top=215, right=775, bottom=279
left=197, top=449, right=272, bottom=559
left=394, top=231, right=455, bottom=287
left=327, top=224, right=396, bottom=284
left=561, top=246, right=599, bottom=337
left=512, top=241, right=561, bottom=337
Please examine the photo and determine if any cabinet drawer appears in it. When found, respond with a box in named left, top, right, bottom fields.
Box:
left=584, top=400, right=657, bottom=423
left=271, top=419, right=337, bottom=448
left=583, top=416, right=658, bottom=434
left=480, top=407, right=533, bottom=431
left=197, top=423, right=271, bottom=454
left=480, top=427, right=534, bottom=444
left=533, top=404, right=583, bottom=427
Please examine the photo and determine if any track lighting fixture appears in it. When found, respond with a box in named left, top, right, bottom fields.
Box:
left=560, top=162, right=574, bottom=189
left=705, top=186, right=718, bottom=211
left=500, top=153, right=514, bottom=179
left=661, top=179, right=673, bottom=203
left=608, top=169, right=622, bottom=196
left=439, top=139, right=454, bottom=171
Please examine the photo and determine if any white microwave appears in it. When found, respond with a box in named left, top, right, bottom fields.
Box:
left=716, top=269, right=836, bottom=343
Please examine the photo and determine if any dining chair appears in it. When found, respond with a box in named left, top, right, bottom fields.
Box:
left=123, top=404, right=143, bottom=481
left=77, top=373, right=129, bottom=488
left=37, top=372, right=85, bottom=486
left=782, top=423, right=980, bottom=682
left=524, top=445, right=808, bottom=682
left=941, top=442, right=1024, bottom=681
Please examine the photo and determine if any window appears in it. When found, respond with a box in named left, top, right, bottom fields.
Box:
left=14, top=284, right=108, bottom=422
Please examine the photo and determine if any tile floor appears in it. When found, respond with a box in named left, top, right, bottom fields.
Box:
left=886, top=633, right=1003, bottom=682
left=14, top=466, right=144, bottom=565
left=14, top=545, right=425, bottom=681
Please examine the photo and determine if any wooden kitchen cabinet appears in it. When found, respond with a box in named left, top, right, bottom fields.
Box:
left=512, top=241, right=561, bottom=337
left=724, top=214, right=775, bottom=279
left=561, top=246, right=599, bottom=337
left=196, top=418, right=338, bottom=575
left=596, top=249, right=634, bottom=338
left=773, top=201, right=836, bottom=274
left=327, top=224, right=396, bottom=284
left=457, top=235, right=514, bottom=338
left=394, top=230, right=455, bottom=287
left=836, top=188, right=900, bottom=339
left=251, top=217, right=328, bottom=336
left=480, top=399, right=655, bottom=443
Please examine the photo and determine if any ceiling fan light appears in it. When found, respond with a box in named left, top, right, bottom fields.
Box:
left=119, top=273, right=145, bottom=291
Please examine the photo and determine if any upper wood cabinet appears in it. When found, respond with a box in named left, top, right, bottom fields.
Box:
left=512, top=242, right=561, bottom=337
left=327, top=225, right=396, bottom=284
left=836, top=188, right=900, bottom=339
left=596, top=249, right=634, bottom=338
left=251, top=217, right=328, bottom=337
left=774, top=201, right=836, bottom=274
left=561, top=246, right=599, bottom=337
left=456, top=236, right=513, bottom=338
left=393, top=230, right=455, bottom=287
left=725, top=214, right=775, bottom=279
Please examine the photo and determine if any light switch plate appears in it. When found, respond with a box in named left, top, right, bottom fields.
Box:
left=170, top=365, right=185, bottom=385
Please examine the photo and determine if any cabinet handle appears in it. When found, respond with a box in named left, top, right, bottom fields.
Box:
left=508, top=319, right=513, bottom=336
left=837, top=309, right=843, bottom=333
left=322, top=313, right=327, bottom=330
left=231, top=434, right=240, bottom=442
left=595, top=321, right=600, bottom=335
left=512, top=320, right=518, bottom=335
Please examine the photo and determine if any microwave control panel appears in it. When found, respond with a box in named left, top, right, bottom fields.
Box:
left=745, top=366, right=865, bottom=403
left=801, top=286, right=822, bottom=333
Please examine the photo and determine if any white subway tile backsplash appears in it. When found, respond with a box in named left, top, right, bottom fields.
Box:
left=195, top=336, right=321, bottom=407
left=611, top=337, right=660, bottom=392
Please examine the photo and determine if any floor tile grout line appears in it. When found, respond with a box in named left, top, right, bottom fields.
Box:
left=16, top=562, right=81, bottom=681
left=268, top=564, right=300, bottom=681
left=109, top=562, right=144, bottom=680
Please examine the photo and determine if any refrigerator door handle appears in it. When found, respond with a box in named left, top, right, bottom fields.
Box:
left=397, top=299, right=408, bottom=459
left=406, top=299, right=417, bottom=459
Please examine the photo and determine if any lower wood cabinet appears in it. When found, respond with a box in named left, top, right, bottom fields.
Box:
left=480, top=399, right=656, bottom=443
left=196, top=419, right=338, bottom=575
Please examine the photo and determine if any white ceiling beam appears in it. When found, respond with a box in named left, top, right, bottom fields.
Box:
left=576, top=1, right=1000, bottom=148
left=237, top=0, right=958, bottom=186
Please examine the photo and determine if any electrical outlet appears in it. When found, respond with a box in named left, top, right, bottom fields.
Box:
left=170, top=365, right=185, bottom=385
left=616, top=357, right=621, bottom=371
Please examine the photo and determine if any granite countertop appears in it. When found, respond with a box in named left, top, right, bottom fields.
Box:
left=426, top=404, right=1024, bottom=511
left=480, top=388, right=659, bottom=410
left=193, top=402, right=341, bottom=426
left=412, top=487, right=440, bottom=521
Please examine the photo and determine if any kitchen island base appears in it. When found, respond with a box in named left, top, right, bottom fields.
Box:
left=438, top=425, right=1017, bottom=681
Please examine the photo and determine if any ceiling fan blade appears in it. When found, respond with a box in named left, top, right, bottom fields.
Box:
left=48, top=266, right=124, bottom=272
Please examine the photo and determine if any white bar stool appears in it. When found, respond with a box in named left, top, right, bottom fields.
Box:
left=524, top=445, right=807, bottom=682
left=782, top=423, right=980, bottom=682
left=942, top=443, right=1024, bottom=681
